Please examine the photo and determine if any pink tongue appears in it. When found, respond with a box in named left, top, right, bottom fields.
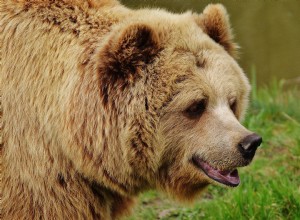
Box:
left=198, top=160, right=240, bottom=186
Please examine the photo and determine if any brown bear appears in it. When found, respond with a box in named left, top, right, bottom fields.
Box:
left=0, top=0, right=262, bottom=219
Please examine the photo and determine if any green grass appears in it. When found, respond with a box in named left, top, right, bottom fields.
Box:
left=126, top=80, right=300, bottom=220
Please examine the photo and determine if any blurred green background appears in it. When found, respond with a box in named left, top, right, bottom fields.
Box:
left=121, top=0, right=300, bottom=86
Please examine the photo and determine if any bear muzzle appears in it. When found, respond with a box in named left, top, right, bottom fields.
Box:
left=191, top=133, right=262, bottom=187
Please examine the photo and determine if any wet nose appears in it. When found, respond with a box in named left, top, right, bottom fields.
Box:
left=238, top=133, right=262, bottom=159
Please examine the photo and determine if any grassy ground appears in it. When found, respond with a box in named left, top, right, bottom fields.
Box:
left=126, top=80, right=300, bottom=220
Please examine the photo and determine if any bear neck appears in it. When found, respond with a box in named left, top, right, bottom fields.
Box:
left=1, top=1, right=150, bottom=218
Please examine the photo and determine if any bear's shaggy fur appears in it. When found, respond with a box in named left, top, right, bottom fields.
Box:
left=1, top=0, right=260, bottom=219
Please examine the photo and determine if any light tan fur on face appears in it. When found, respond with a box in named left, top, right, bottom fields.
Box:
left=1, top=1, right=255, bottom=219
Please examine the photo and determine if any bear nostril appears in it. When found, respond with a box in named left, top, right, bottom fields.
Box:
left=238, top=133, right=262, bottom=159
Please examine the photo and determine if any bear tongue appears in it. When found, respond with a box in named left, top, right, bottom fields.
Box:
left=193, top=157, right=240, bottom=187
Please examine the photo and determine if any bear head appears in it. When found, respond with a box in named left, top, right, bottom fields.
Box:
left=75, top=4, right=262, bottom=201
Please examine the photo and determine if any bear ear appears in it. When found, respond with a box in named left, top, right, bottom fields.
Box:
left=99, top=23, right=161, bottom=84
left=195, top=4, right=238, bottom=57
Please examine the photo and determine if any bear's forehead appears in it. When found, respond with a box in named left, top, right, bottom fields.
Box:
left=160, top=44, right=242, bottom=82
left=155, top=48, right=248, bottom=101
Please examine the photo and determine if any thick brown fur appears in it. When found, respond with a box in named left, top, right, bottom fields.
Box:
left=1, top=0, right=257, bottom=219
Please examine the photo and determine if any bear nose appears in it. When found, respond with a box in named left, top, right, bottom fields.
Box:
left=238, top=133, right=262, bottom=159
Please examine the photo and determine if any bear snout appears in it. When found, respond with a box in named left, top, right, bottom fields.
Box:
left=238, top=133, right=262, bottom=160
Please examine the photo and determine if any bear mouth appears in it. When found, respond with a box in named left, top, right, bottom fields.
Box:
left=192, top=156, right=240, bottom=187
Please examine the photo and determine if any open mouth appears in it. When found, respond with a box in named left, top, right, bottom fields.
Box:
left=192, top=156, right=240, bottom=187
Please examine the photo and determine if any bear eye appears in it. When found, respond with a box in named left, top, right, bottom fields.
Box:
left=184, top=99, right=206, bottom=119
left=230, top=98, right=237, bottom=114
